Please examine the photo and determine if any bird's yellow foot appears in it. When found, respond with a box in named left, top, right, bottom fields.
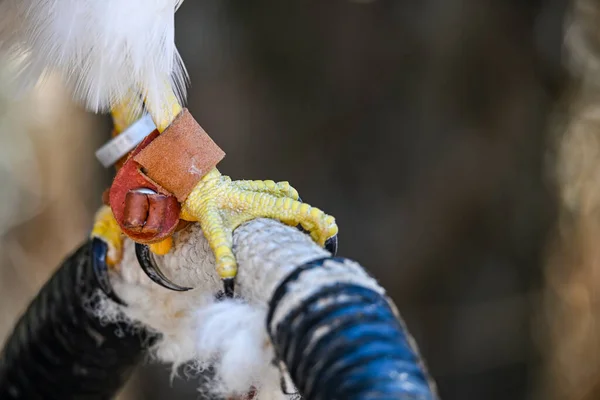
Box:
left=179, top=169, right=338, bottom=292
left=96, top=87, right=338, bottom=297
left=91, top=205, right=123, bottom=266
left=90, top=169, right=338, bottom=297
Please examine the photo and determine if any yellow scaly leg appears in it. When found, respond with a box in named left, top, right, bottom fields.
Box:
left=91, top=90, right=177, bottom=263
left=146, top=86, right=338, bottom=281
left=90, top=205, right=123, bottom=266
left=90, top=92, right=144, bottom=265
left=92, top=84, right=338, bottom=283
left=180, top=173, right=338, bottom=280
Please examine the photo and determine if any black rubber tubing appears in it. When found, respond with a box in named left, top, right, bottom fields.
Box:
left=0, top=240, right=157, bottom=400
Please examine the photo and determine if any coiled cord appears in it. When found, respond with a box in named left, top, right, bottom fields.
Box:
left=0, top=221, right=438, bottom=399
left=0, top=241, right=156, bottom=399
left=267, top=257, right=437, bottom=400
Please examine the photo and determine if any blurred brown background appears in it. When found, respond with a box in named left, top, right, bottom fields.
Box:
left=0, top=0, right=590, bottom=399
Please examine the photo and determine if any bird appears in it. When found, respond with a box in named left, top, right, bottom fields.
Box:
left=0, top=0, right=338, bottom=299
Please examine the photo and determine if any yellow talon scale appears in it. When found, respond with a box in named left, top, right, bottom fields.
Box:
left=91, top=87, right=338, bottom=285
left=91, top=205, right=123, bottom=266
left=180, top=171, right=338, bottom=279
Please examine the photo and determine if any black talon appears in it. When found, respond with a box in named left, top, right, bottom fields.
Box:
left=91, top=238, right=126, bottom=305
left=325, top=235, right=338, bottom=256
left=135, top=243, right=192, bottom=291
left=223, top=278, right=235, bottom=298
left=295, top=196, right=339, bottom=256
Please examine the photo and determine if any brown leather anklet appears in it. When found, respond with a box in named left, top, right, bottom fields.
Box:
left=108, top=109, right=225, bottom=243
left=134, top=109, right=225, bottom=202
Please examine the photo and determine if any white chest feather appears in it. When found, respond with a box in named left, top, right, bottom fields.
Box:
left=0, top=0, right=188, bottom=113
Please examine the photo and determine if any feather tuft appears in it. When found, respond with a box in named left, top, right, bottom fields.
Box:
left=0, top=0, right=189, bottom=114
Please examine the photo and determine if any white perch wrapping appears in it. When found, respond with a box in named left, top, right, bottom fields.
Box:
left=91, top=219, right=386, bottom=399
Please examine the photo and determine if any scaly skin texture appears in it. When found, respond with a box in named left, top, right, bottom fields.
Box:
left=90, top=205, right=123, bottom=265
left=91, top=87, right=338, bottom=280
left=180, top=170, right=337, bottom=279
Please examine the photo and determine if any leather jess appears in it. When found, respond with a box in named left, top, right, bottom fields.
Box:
left=108, top=109, right=225, bottom=243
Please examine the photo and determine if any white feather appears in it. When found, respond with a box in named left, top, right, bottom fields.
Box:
left=0, top=0, right=188, bottom=114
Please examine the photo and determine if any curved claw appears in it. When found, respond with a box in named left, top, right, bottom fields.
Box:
left=91, top=238, right=126, bottom=305
left=223, top=278, right=235, bottom=298
left=295, top=196, right=338, bottom=256
left=325, top=235, right=338, bottom=256
left=296, top=225, right=338, bottom=255
left=135, top=243, right=192, bottom=291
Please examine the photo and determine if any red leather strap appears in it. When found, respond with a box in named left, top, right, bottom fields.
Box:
left=108, top=109, right=225, bottom=243
left=134, top=108, right=225, bottom=202
left=109, top=131, right=181, bottom=244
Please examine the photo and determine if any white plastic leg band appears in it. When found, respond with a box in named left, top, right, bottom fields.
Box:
left=95, top=114, right=156, bottom=168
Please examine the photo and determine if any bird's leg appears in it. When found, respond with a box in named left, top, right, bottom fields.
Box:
left=91, top=91, right=144, bottom=263
left=90, top=87, right=177, bottom=270
left=89, top=92, right=145, bottom=303
left=178, top=171, right=338, bottom=292
left=92, top=84, right=339, bottom=296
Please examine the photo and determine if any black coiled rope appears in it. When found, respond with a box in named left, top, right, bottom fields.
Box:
left=267, top=257, right=437, bottom=400
left=0, top=243, right=436, bottom=399
left=0, top=241, right=156, bottom=399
